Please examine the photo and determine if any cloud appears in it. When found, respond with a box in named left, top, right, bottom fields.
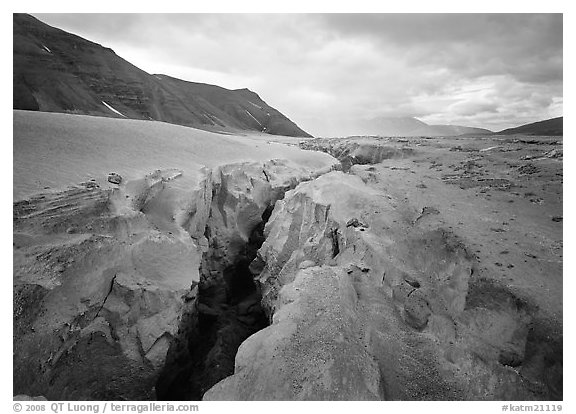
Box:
left=319, top=14, right=563, bottom=81
left=450, top=101, right=499, bottom=117
left=32, top=13, right=563, bottom=135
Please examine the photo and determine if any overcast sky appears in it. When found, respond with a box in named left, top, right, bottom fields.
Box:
left=34, top=13, right=563, bottom=136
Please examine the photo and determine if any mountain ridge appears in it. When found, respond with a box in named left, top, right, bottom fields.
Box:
left=13, top=13, right=311, bottom=137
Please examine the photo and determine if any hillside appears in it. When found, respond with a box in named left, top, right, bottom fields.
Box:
left=498, top=117, right=563, bottom=136
left=415, top=124, right=493, bottom=136
left=13, top=13, right=311, bottom=137
left=361, top=116, right=429, bottom=136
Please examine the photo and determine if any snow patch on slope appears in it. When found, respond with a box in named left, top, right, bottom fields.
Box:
left=248, top=101, right=263, bottom=110
left=245, top=110, right=263, bottom=127
left=102, top=101, right=127, bottom=118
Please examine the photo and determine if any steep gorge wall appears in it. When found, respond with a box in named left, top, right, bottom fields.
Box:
left=155, top=160, right=335, bottom=399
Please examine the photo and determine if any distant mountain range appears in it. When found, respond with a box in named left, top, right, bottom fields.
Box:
left=351, top=116, right=563, bottom=138
left=354, top=116, right=493, bottom=137
left=13, top=13, right=311, bottom=137
left=497, top=117, right=563, bottom=136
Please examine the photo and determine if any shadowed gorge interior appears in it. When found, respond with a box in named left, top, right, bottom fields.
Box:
left=155, top=208, right=272, bottom=400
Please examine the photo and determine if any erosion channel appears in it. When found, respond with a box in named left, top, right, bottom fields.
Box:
left=156, top=206, right=273, bottom=400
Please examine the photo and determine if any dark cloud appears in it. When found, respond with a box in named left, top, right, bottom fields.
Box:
left=32, top=13, right=563, bottom=135
left=320, top=14, right=563, bottom=83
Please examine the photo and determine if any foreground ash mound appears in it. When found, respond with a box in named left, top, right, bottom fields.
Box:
left=14, top=153, right=337, bottom=399
left=14, top=125, right=562, bottom=401
left=14, top=173, right=198, bottom=399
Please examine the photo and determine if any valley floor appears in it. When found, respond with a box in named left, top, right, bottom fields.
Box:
left=13, top=112, right=563, bottom=401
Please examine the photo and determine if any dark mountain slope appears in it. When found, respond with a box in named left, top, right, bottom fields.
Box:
left=498, top=117, right=563, bottom=136
left=154, top=75, right=312, bottom=137
left=13, top=13, right=311, bottom=137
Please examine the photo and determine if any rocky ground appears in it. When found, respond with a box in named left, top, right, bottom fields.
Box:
left=13, top=116, right=562, bottom=401
left=207, top=135, right=562, bottom=400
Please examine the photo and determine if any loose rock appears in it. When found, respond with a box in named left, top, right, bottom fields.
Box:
left=107, top=172, right=122, bottom=185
